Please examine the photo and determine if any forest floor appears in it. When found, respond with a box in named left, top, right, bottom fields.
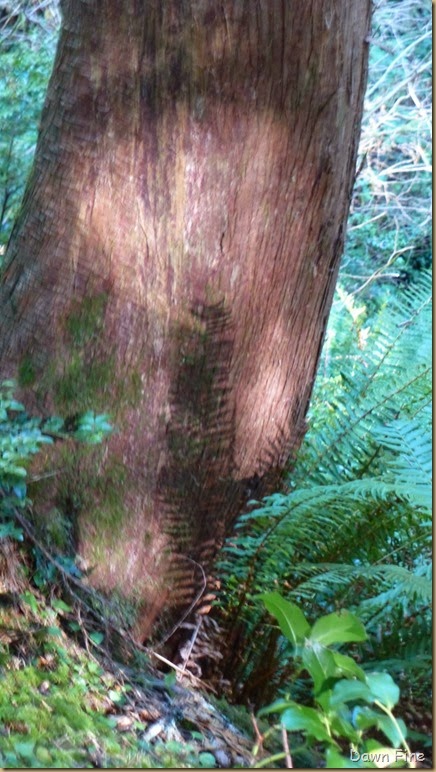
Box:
left=0, top=537, right=432, bottom=769
left=0, top=586, right=432, bottom=770
left=0, top=540, right=270, bottom=769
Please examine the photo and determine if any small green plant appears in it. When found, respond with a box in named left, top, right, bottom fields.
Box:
left=0, top=379, right=112, bottom=511
left=254, top=592, right=421, bottom=769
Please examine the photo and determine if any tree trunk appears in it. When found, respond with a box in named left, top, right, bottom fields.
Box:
left=0, top=1, right=371, bottom=641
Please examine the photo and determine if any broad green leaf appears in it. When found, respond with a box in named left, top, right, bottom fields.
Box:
left=329, top=712, right=361, bottom=744
left=6, top=465, right=26, bottom=477
left=330, top=679, right=373, bottom=706
left=0, top=521, right=24, bottom=541
left=257, top=699, right=294, bottom=718
left=310, top=610, right=367, bottom=646
left=366, top=673, right=400, bottom=710
left=14, top=741, right=36, bottom=759
left=51, top=599, right=72, bottom=613
left=7, top=399, right=25, bottom=412
left=326, top=748, right=363, bottom=768
left=280, top=703, right=332, bottom=743
left=35, top=747, right=52, bottom=765
left=108, top=689, right=125, bottom=704
left=164, top=670, right=177, bottom=688
left=332, top=651, right=366, bottom=681
left=43, top=416, right=65, bottom=433
left=362, top=743, right=403, bottom=769
left=259, top=592, right=310, bottom=645
left=3, top=753, right=19, bottom=766
left=315, top=687, right=334, bottom=713
left=354, top=706, right=406, bottom=747
left=353, top=705, right=380, bottom=731
left=376, top=715, right=407, bottom=747
left=302, top=642, right=337, bottom=694
left=12, top=482, right=27, bottom=500
left=89, top=631, right=104, bottom=645
left=86, top=660, right=102, bottom=675
left=198, top=752, right=217, bottom=768
left=19, top=591, right=39, bottom=615
left=46, top=626, right=63, bottom=637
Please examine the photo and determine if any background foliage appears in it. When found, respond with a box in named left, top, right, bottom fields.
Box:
left=0, top=0, right=59, bottom=250
left=342, top=0, right=431, bottom=304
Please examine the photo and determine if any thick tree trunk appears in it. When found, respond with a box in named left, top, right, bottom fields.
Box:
left=0, top=1, right=370, bottom=640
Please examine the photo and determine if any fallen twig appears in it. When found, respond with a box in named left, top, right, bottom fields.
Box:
left=281, top=725, right=293, bottom=768
left=250, top=709, right=264, bottom=756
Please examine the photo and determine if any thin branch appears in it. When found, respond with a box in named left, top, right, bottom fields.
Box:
left=149, top=649, right=210, bottom=689
left=250, top=710, right=264, bottom=756
left=179, top=615, right=202, bottom=675
left=281, top=726, right=293, bottom=768
left=349, top=245, right=413, bottom=297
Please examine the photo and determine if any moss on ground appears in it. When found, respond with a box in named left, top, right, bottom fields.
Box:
left=0, top=593, right=220, bottom=768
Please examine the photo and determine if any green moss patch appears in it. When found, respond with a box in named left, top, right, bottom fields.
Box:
left=65, top=293, right=108, bottom=347
left=0, top=628, right=197, bottom=768
left=63, top=446, right=126, bottom=518
left=18, top=354, right=36, bottom=387
left=53, top=350, right=115, bottom=413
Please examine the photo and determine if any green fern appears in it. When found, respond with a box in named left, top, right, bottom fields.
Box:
left=373, top=414, right=432, bottom=511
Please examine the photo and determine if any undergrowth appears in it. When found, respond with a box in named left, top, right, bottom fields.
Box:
left=217, top=270, right=431, bottom=718
left=0, top=589, right=217, bottom=768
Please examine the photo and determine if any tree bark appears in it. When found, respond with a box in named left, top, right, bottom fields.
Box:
left=0, top=1, right=371, bottom=640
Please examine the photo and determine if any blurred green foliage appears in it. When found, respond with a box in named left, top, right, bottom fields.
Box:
left=342, top=0, right=432, bottom=306
left=0, top=20, right=57, bottom=249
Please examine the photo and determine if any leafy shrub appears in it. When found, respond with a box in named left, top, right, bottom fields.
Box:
left=254, top=593, right=421, bottom=769
left=0, top=378, right=112, bottom=540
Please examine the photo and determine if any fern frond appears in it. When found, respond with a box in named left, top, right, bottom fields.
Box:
left=288, top=562, right=432, bottom=608
left=374, top=415, right=432, bottom=512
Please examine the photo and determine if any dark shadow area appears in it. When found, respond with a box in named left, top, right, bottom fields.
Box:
left=153, top=300, right=308, bottom=660
left=154, top=300, right=242, bottom=648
